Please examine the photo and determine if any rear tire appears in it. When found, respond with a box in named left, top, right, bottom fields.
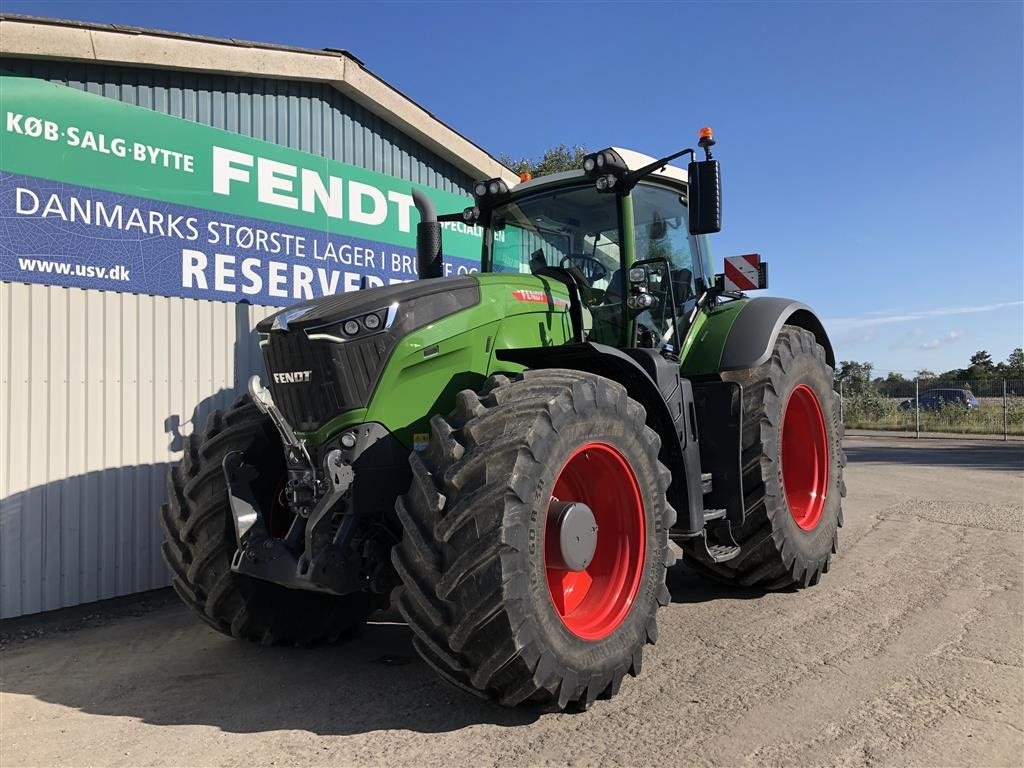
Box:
left=684, top=326, right=846, bottom=589
left=391, top=370, right=676, bottom=709
left=160, top=394, right=375, bottom=645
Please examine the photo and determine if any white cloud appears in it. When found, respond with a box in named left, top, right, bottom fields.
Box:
left=919, top=329, right=967, bottom=350
left=825, top=300, right=1024, bottom=330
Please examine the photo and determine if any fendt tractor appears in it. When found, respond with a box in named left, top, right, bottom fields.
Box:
left=162, top=128, right=845, bottom=710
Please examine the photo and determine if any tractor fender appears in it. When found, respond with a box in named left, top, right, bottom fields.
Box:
left=719, top=297, right=835, bottom=372
left=495, top=342, right=705, bottom=533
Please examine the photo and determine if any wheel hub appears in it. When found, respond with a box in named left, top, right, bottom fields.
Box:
left=548, top=501, right=598, bottom=571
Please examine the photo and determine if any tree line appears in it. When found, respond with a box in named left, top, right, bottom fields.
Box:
left=837, top=348, right=1024, bottom=396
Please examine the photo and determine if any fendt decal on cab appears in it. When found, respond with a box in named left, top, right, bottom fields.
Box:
left=512, top=289, right=570, bottom=308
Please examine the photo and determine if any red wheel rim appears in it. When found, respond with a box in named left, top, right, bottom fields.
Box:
left=545, top=442, right=646, bottom=641
left=781, top=384, right=829, bottom=530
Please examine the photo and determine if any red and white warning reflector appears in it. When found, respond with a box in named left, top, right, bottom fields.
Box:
left=723, top=253, right=768, bottom=291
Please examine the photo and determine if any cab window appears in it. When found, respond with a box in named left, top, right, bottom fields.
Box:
left=631, top=183, right=699, bottom=309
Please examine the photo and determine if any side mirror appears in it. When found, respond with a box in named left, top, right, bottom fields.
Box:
left=687, top=159, right=721, bottom=235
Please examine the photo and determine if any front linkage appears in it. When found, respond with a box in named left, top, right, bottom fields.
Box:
left=224, top=375, right=395, bottom=598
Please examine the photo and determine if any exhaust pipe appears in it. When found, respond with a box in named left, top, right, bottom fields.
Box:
left=412, top=189, right=443, bottom=280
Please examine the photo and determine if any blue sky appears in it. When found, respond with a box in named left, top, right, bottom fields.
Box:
left=6, top=0, right=1023, bottom=375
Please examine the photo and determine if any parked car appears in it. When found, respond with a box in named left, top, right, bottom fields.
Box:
left=899, top=388, right=979, bottom=411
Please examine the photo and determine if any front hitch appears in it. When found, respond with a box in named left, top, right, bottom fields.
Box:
left=224, top=447, right=359, bottom=595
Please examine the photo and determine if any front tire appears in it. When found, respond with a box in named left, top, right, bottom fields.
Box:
left=391, top=370, right=676, bottom=709
left=684, top=326, right=846, bottom=589
left=160, top=395, right=375, bottom=645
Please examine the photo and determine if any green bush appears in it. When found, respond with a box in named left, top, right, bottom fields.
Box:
left=842, top=393, right=1024, bottom=436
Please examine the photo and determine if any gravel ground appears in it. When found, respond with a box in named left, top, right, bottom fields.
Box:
left=2, top=436, right=1022, bottom=767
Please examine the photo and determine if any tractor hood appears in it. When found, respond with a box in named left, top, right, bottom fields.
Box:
left=256, top=276, right=481, bottom=433
left=256, top=276, right=480, bottom=335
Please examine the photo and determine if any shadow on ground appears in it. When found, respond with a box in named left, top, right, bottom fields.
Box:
left=844, top=440, right=1024, bottom=472
left=668, top=562, right=771, bottom=604
left=1, top=602, right=539, bottom=735
left=2, top=562, right=760, bottom=735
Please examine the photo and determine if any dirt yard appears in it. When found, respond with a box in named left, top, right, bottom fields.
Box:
left=2, top=436, right=1022, bottom=767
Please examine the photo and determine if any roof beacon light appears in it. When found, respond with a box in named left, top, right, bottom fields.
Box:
left=698, top=126, right=716, bottom=159
left=519, top=171, right=533, bottom=182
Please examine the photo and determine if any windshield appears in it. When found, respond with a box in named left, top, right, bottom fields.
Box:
left=488, top=185, right=621, bottom=283
left=483, top=181, right=700, bottom=351
left=487, top=184, right=628, bottom=345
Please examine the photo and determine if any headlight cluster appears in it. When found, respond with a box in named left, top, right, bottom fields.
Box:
left=305, top=303, right=395, bottom=344
left=472, top=178, right=510, bottom=201
left=582, top=148, right=628, bottom=194
left=626, top=292, right=656, bottom=311
left=582, top=148, right=628, bottom=177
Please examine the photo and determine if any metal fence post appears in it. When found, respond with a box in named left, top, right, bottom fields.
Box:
left=839, top=379, right=844, bottom=425
left=915, top=377, right=920, bottom=438
left=1004, top=379, right=1008, bottom=442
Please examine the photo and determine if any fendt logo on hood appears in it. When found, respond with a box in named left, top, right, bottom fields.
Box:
left=272, top=370, right=312, bottom=384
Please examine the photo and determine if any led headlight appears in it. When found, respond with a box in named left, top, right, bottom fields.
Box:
left=363, top=313, right=381, bottom=330
left=628, top=267, right=648, bottom=284
left=343, top=320, right=360, bottom=336
left=472, top=178, right=509, bottom=201
left=583, top=148, right=628, bottom=180
left=626, top=293, right=656, bottom=310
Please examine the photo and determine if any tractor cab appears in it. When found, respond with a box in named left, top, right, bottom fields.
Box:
left=485, top=170, right=707, bottom=352
left=419, top=136, right=723, bottom=359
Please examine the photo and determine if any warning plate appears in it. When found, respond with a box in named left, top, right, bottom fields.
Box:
left=724, top=253, right=766, bottom=292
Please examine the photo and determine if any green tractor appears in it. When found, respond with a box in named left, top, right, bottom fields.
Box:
left=161, top=129, right=845, bottom=710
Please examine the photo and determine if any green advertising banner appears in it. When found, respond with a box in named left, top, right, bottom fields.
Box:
left=0, top=73, right=507, bottom=305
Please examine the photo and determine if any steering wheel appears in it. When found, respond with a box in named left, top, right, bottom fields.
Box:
left=560, top=254, right=608, bottom=286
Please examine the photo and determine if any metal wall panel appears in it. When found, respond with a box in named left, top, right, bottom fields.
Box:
left=1, top=58, right=475, bottom=195
left=0, top=62, right=477, bottom=617
left=0, top=282, right=278, bottom=618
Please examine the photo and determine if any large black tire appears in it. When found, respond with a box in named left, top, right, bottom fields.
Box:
left=161, top=394, right=375, bottom=645
left=684, top=326, right=846, bottom=589
left=391, top=370, right=676, bottom=709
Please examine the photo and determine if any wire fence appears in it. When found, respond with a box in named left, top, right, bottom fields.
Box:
left=837, top=378, right=1024, bottom=439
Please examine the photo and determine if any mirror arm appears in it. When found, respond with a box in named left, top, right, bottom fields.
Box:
left=620, top=148, right=696, bottom=192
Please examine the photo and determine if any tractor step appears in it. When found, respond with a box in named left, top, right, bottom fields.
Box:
left=703, top=508, right=727, bottom=522
left=699, top=519, right=741, bottom=563
left=701, top=472, right=713, bottom=494
left=704, top=542, right=742, bottom=563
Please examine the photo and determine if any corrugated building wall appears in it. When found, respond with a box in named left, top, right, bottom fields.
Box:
left=0, top=59, right=476, bottom=618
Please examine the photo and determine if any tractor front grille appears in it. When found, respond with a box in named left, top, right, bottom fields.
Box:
left=262, top=332, right=391, bottom=433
